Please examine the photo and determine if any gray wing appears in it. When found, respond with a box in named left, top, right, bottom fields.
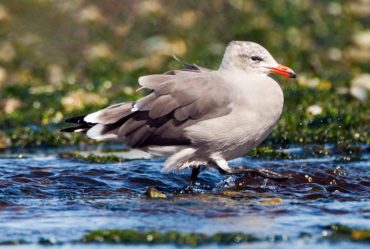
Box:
left=118, top=70, right=233, bottom=147
left=63, top=69, right=233, bottom=148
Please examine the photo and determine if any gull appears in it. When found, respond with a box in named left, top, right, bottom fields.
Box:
left=62, top=41, right=296, bottom=187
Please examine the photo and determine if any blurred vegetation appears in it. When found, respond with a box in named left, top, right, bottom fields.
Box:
left=82, top=229, right=259, bottom=245
left=82, top=224, right=370, bottom=245
left=2, top=224, right=369, bottom=245
left=0, top=0, right=369, bottom=148
left=59, top=151, right=126, bottom=163
left=324, top=224, right=370, bottom=242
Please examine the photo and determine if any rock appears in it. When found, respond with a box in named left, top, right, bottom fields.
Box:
left=146, top=187, right=167, bottom=199
left=259, top=198, right=283, bottom=205
left=222, top=191, right=245, bottom=198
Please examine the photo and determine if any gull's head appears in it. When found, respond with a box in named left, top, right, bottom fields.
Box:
left=220, top=41, right=296, bottom=78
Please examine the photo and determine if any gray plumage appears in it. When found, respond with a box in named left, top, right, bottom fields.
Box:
left=62, top=41, right=296, bottom=173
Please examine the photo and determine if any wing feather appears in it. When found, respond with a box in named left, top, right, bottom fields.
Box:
left=119, top=71, right=233, bottom=147
left=148, top=95, right=180, bottom=119
left=118, top=119, right=147, bottom=136
left=138, top=75, right=173, bottom=90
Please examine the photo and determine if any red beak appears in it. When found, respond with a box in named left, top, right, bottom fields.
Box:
left=269, top=64, right=296, bottom=78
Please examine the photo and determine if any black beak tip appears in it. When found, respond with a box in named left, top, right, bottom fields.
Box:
left=289, top=72, right=297, bottom=79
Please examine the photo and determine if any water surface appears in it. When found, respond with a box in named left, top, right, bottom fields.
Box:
left=0, top=145, right=369, bottom=248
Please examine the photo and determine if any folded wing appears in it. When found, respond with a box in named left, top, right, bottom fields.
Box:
left=63, top=68, right=233, bottom=148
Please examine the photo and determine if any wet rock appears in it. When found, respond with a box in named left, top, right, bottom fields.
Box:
left=222, top=191, right=248, bottom=198
left=259, top=198, right=283, bottom=205
left=145, top=187, right=167, bottom=199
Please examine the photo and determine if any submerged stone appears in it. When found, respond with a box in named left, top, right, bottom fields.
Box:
left=259, top=198, right=284, bottom=205
left=145, top=187, right=167, bottom=199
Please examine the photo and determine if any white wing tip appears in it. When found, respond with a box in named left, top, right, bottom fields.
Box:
left=84, top=111, right=101, bottom=123
left=73, top=128, right=86, bottom=133
left=138, top=76, right=147, bottom=85
left=131, top=104, right=139, bottom=112
left=86, top=124, right=117, bottom=141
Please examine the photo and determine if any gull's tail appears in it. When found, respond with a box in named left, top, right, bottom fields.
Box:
left=61, top=102, right=133, bottom=141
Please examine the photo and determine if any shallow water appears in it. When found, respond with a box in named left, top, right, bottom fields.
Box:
left=0, top=145, right=369, bottom=248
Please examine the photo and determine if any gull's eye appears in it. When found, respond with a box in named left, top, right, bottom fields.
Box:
left=251, top=56, right=263, bottom=62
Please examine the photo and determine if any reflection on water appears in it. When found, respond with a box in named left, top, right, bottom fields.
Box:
left=0, top=145, right=369, bottom=248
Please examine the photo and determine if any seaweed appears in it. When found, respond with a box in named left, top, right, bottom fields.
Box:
left=81, top=229, right=259, bottom=246
left=324, top=224, right=370, bottom=243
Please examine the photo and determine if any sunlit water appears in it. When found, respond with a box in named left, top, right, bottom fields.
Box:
left=0, top=145, right=369, bottom=249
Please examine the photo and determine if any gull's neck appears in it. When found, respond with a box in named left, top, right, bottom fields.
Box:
left=219, top=50, right=239, bottom=71
left=218, top=64, right=268, bottom=79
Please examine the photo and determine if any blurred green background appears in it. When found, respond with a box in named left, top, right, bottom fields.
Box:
left=0, top=0, right=369, bottom=148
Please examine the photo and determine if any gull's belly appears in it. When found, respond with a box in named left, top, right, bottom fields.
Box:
left=214, top=109, right=282, bottom=160
left=186, top=106, right=283, bottom=160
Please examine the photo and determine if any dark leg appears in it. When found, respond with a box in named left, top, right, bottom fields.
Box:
left=171, top=167, right=202, bottom=194
left=190, top=166, right=201, bottom=187
left=218, top=166, right=290, bottom=180
left=182, top=167, right=201, bottom=193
